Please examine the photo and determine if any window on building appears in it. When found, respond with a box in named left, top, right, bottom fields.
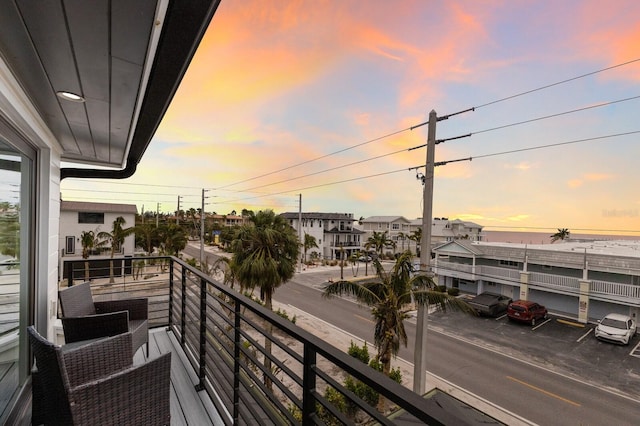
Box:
left=392, top=223, right=400, bottom=230
left=78, top=212, right=104, bottom=224
left=65, top=236, right=75, bottom=255
left=499, top=260, right=519, bottom=268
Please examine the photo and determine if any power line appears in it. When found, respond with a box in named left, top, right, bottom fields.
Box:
left=217, top=168, right=410, bottom=204
left=226, top=130, right=638, bottom=203
left=226, top=57, right=640, bottom=193
left=215, top=126, right=418, bottom=190
left=472, top=95, right=640, bottom=135
left=474, top=57, right=640, bottom=109
left=233, top=94, right=640, bottom=194
left=236, top=146, right=410, bottom=192
left=410, top=130, right=639, bottom=171
left=471, top=130, right=640, bottom=160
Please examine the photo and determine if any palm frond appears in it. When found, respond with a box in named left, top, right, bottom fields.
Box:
left=412, top=289, right=477, bottom=315
left=323, top=280, right=381, bottom=306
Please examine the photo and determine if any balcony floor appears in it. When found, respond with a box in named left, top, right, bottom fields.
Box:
left=135, top=328, right=223, bottom=426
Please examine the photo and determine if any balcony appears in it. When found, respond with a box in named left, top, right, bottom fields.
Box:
left=59, top=256, right=451, bottom=425
left=435, top=260, right=640, bottom=304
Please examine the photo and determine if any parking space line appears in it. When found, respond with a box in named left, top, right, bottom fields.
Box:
left=495, top=313, right=507, bottom=321
left=629, top=340, right=640, bottom=358
left=506, top=375, right=581, bottom=407
left=577, top=328, right=593, bottom=342
left=532, top=318, right=552, bottom=331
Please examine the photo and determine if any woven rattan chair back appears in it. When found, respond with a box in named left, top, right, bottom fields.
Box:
left=27, top=326, right=74, bottom=424
left=59, top=282, right=97, bottom=317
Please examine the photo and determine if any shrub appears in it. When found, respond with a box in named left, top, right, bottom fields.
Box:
left=447, top=287, right=460, bottom=296
left=435, top=285, right=447, bottom=292
left=347, top=341, right=370, bottom=364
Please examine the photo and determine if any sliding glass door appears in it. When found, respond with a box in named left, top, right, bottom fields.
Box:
left=0, top=138, right=32, bottom=421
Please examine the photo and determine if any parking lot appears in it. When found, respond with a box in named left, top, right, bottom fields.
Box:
left=426, top=307, right=640, bottom=400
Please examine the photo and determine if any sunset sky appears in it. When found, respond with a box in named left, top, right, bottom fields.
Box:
left=60, top=0, right=640, bottom=235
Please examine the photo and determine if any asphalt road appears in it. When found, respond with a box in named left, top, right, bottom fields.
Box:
left=280, top=269, right=640, bottom=425
left=183, top=245, right=640, bottom=425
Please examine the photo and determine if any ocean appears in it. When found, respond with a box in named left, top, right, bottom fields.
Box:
left=481, top=230, right=640, bottom=245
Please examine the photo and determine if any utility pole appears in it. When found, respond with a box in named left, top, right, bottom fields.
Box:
left=176, top=195, right=182, bottom=225
left=413, top=110, right=437, bottom=394
left=156, top=202, right=161, bottom=227
left=298, top=194, right=303, bottom=273
left=200, top=189, right=207, bottom=267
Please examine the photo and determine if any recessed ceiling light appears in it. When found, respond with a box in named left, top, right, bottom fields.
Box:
left=56, top=91, right=85, bottom=102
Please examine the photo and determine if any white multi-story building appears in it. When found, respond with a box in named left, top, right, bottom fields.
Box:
left=59, top=200, right=137, bottom=259
left=433, top=239, right=640, bottom=323
left=280, top=212, right=364, bottom=260
left=359, top=216, right=483, bottom=254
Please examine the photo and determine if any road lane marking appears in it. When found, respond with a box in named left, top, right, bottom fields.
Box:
left=577, top=328, right=593, bottom=343
left=496, top=314, right=507, bottom=321
left=630, top=339, right=640, bottom=358
left=506, top=376, right=581, bottom=407
left=354, top=314, right=375, bottom=324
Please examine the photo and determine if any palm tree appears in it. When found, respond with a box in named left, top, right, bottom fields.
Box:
left=97, top=216, right=135, bottom=283
left=79, top=230, right=105, bottom=280
left=323, top=250, right=473, bottom=411
left=365, top=231, right=394, bottom=259
left=230, top=209, right=300, bottom=391
left=135, top=223, right=159, bottom=255
left=158, top=223, right=188, bottom=256
left=397, top=232, right=407, bottom=253
left=409, top=228, right=422, bottom=256
left=550, top=228, right=570, bottom=243
left=303, top=233, right=319, bottom=262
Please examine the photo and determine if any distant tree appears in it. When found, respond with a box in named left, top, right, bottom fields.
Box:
left=135, top=223, right=159, bottom=255
left=97, top=216, right=135, bottom=283
left=365, top=231, right=395, bottom=258
left=550, top=228, right=570, bottom=243
left=409, top=228, right=422, bottom=256
left=397, top=232, right=408, bottom=252
left=158, top=223, right=188, bottom=256
left=303, top=233, right=319, bottom=262
left=80, top=230, right=106, bottom=280
left=0, top=209, right=19, bottom=258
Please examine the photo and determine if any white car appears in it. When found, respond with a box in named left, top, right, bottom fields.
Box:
left=594, top=313, right=637, bottom=345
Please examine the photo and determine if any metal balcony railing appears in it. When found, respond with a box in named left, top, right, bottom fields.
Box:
left=63, top=256, right=446, bottom=425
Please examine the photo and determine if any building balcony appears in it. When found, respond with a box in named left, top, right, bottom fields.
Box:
left=55, top=256, right=451, bottom=425
left=434, top=260, right=640, bottom=304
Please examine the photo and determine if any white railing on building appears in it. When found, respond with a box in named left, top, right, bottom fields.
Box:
left=478, top=265, right=521, bottom=282
left=436, top=261, right=640, bottom=300
left=528, top=272, right=580, bottom=292
left=435, top=261, right=473, bottom=275
left=591, top=280, right=640, bottom=300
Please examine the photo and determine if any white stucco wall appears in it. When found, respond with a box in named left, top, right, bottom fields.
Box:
left=58, top=208, right=136, bottom=258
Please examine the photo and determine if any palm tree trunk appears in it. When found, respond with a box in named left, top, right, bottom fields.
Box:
left=109, top=248, right=115, bottom=283
left=84, top=260, right=90, bottom=281
left=377, top=353, right=391, bottom=413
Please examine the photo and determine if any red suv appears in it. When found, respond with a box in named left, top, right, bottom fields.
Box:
left=507, top=300, right=548, bottom=325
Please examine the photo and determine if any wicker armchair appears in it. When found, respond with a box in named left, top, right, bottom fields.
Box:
left=28, top=326, right=171, bottom=425
left=58, top=281, right=149, bottom=357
